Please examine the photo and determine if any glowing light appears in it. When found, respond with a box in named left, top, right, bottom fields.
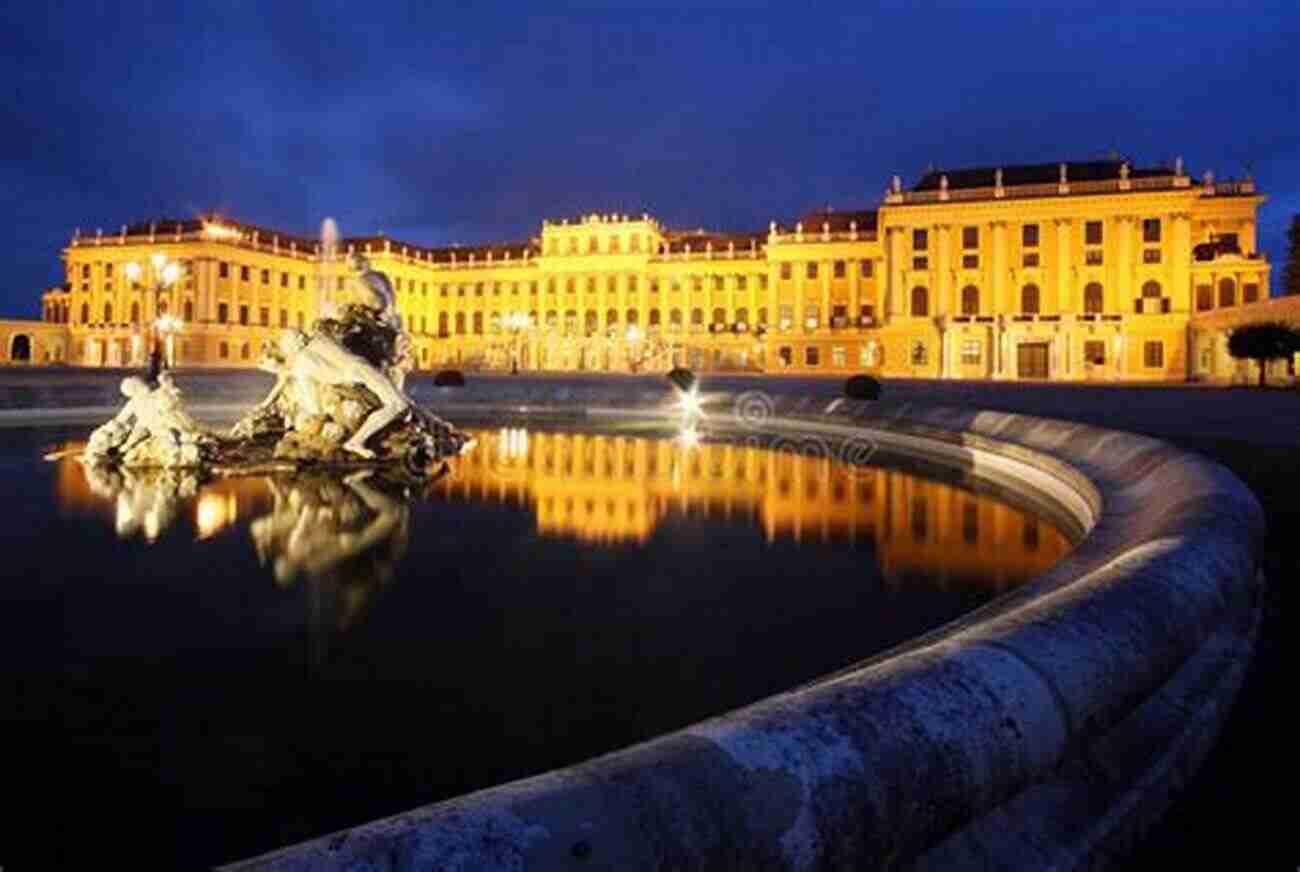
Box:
left=626, top=325, right=643, bottom=343
left=203, top=222, right=241, bottom=241
left=161, top=261, right=181, bottom=286
left=676, top=425, right=701, bottom=449
left=677, top=387, right=703, bottom=417
left=150, top=253, right=166, bottom=271
left=124, top=261, right=142, bottom=282
left=196, top=492, right=236, bottom=539
left=154, top=315, right=183, bottom=333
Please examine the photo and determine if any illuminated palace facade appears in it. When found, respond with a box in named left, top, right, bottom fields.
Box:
left=17, top=158, right=1285, bottom=381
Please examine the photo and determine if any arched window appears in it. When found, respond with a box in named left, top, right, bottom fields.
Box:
left=606, top=308, right=618, bottom=327
left=438, top=313, right=449, bottom=335
left=219, top=342, right=229, bottom=359
left=735, top=307, right=749, bottom=327
left=1142, top=280, right=1162, bottom=298
left=103, top=303, right=113, bottom=324
left=240, top=342, right=251, bottom=360
left=585, top=310, right=599, bottom=333
left=1021, top=284, right=1040, bottom=314
left=626, top=308, right=638, bottom=325
left=80, top=303, right=89, bottom=324
left=1084, top=282, right=1104, bottom=314
left=712, top=307, right=725, bottom=326
left=910, top=286, right=929, bottom=317
left=564, top=309, right=578, bottom=333
left=1218, top=278, right=1236, bottom=307
left=961, top=285, right=979, bottom=316
left=472, top=312, right=484, bottom=334
left=670, top=309, right=682, bottom=328
left=648, top=308, right=661, bottom=326
left=130, top=302, right=140, bottom=323
left=455, top=313, right=466, bottom=335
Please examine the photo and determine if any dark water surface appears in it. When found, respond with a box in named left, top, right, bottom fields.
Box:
left=0, top=423, right=1071, bottom=869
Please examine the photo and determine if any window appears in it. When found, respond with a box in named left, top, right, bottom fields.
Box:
left=219, top=262, right=229, bottom=278
left=1022, top=253, right=1039, bottom=267
left=804, top=304, right=819, bottom=330
left=103, top=303, right=113, bottom=323
left=1219, top=278, right=1236, bottom=307
left=1084, top=340, right=1106, bottom=365
left=628, top=276, right=638, bottom=293
left=778, top=346, right=793, bottom=367
left=961, top=340, right=981, bottom=364
left=473, top=312, right=484, bottom=334
left=1144, top=341, right=1164, bottom=368
left=1084, top=282, right=1104, bottom=314
left=912, top=257, right=928, bottom=270
left=219, top=342, right=229, bottom=359
left=806, top=262, right=818, bottom=279
left=1022, top=224, right=1039, bottom=247
left=610, top=236, right=620, bottom=253
left=218, top=303, right=229, bottom=324
left=280, top=272, right=288, bottom=288
left=962, top=226, right=979, bottom=249
left=298, top=276, right=305, bottom=290
left=130, top=302, right=139, bottom=323
left=607, top=276, right=617, bottom=294
left=858, top=304, right=874, bottom=324
left=913, top=228, right=929, bottom=251
left=568, top=238, right=578, bottom=254
left=1196, top=285, right=1214, bottom=310
left=961, top=285, right=979, bottom=316
left=240, top=265, right=250, bottom=281
left=1143, top=249, right=1161, bottom=264
left=860, top=260, right=873, bottom=277
left=1085, top=250, right=1104, bottom=265
left=279, top=309, right=288, bottom=328
left=1021, top=284, right=1040, bottom=314
left=805, top=346, right=820, bottom=367
left=1142, top=280, right=1162, bottom=298
left=241, top=343, right=251, bottom=360
left=1085, top=221, right=1103, bottom=246
left=259, top=307, right=269, bottom=326
left=832, top=346, right=846, bottom=367
left=626, top=308, right=638, bottom=324
left=833, top=260, right=846, bottom=279
left=630, top=235, right=641, bottom=252
left=737, top=275, right=747, bottom=291
left=910, top=340, right=928, bottom=366
left=1244, top=283, right=1260, bottom=303
left=183, top=301, right=193, bottom=321
left=1143, top=218, right=1161, bottom=243
left=780, top=263, right=792, bottom=280
left=910, top=286, right=929, bottom=317
left=778, top=304, right=794, bottom=330
left=963, top=254, right=980, bottom=269
left=260, top=269, right=269, bottom=285
left=239, top=305, right=249, bottom=325
left=565, top=278, right=575, bottom=294
left=588, top=236, right=598, bottom=253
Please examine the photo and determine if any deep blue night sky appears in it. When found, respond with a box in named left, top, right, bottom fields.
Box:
left=3, top=2, right=1297, bottom=317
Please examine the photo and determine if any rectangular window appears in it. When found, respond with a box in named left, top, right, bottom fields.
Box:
left=1085, top=220, right=1103, bottom=246
left=1196, top=285, right=1213, bottom=310
left=1143, top=218, right=1161, bottom=243
left=860, top=260, right=873, bottom=278
left=961, top=340, right=981, bottom=364
left=805, top=346, right=820, bottom=367
left=913, top=228, right=929, bottom=251
left=737, top=275, right=747, bottom=291
left=780, top=263, right=792, bottom=280
left=778, top=304, right=794, bottom=330
left=1022, top=224, right=1039, bottom=247
left=1022, top=253, right=1039, bottom=267
left=833, top=260, right=846, bottom=279
left=962, top=226, right=979, bottom=249
left=279, top=309, right=288, bottom=328
left=240, top=265, right=250, bottom=281
left=260, top=269, right=269, bottom=285
left=239, top=305, right=249, bottom=326
left=280, top=272, right=288, bottom=287
left=218, top=303, right=229, bottom=324
left=1143, top=341, right=1164, bottom=368
left=832, top=346, right=846, bottom=367
left=1084, top=340, right=1106, bottom=365
left=912, top=256, right=928, bottom=270
left=298, top=275, right=305, bottom=290
left=1085, top=250, right=1104, bottom=266
left=1143, top=249, right=1161, bottom=264
left=628, top=276, right=638, bottom=293
left=806, top=262, right=818, bottom=279
left=219, top=262, right=229, bottom=278
left=1244, top=283, right=1260, bottom=303
left=759, top=275, right=769, bottom=290
left=962, top=254, right=979, bottom=269
left=859, top=304, right=874, bottom=324
left=259, top=307, right=269, bottom=326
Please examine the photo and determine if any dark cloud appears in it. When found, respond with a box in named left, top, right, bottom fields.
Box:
left=2, top=2, right=1298, bottom=317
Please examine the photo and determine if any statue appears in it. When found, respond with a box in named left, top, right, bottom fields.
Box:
left=81, top=245, right=471, bottom=478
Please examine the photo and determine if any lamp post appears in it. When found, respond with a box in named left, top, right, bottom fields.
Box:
left=124, top=254, right=184, bottom=382
left=503, top=312, right=532, bottom=374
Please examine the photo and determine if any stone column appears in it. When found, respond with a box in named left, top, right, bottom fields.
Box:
left=936, top=225, right=952, bottom=315
left=992, top=222, right=1008, bottom=313
left=850, top=259, right=861, bottom=326
left=1116, top=216, right=1133, bottom=312
left=888, top=229, right=906, bottom=320
left=820, top=259, right=830, bottom=331
left=1171, top=212, right=1192, bottom=312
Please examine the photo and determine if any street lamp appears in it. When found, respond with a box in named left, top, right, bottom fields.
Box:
left=125, top=254, right=185, bottom=382
left=503, top=311, right=532, bottom=374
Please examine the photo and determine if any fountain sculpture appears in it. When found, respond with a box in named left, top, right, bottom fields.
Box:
left=82, top=244, right=470, bottom=478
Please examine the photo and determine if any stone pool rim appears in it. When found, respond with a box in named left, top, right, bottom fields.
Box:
left=30, top=381, right=1264, bottom=870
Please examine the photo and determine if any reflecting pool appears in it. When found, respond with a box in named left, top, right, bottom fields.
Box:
left=3, top=423, right=1072, bottom=868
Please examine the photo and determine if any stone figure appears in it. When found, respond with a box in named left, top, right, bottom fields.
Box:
left=84, top=373, right=218, bottom=468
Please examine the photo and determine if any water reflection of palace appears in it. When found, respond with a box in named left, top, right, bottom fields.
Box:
left=433, top=429, right=1072, bottom=589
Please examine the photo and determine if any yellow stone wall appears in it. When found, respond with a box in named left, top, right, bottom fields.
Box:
left=29, top=168, right=1273, bottom=381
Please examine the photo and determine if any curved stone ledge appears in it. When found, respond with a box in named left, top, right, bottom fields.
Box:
left=175, top=382, right=1260, bottom=870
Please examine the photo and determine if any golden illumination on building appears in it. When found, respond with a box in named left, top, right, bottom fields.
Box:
left=14, top=157, right=1280, bottom=380
left=432, top=429, right=1073, bottom=587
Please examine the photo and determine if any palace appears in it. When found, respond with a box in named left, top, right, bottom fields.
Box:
left=7, top=157, right=1295, bottom=382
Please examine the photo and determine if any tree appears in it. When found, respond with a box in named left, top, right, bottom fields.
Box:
left=1286, top=215, right=1300, bottom=296
left=1226, top=321, right=1300, bottom=387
